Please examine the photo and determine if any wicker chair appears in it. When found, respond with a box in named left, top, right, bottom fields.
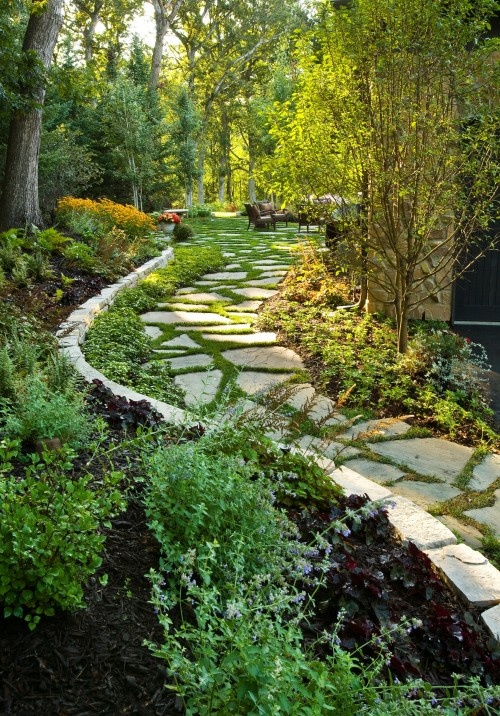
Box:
left=247, top=203, right=276, bottom=230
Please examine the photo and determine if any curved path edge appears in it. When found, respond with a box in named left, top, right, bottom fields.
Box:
left=55, top=246, right=500, bottom=645
left=56, top=247, right=185, bottom=425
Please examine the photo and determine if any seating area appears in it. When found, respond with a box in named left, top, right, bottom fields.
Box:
left=244, top=201, right=289, bottom=230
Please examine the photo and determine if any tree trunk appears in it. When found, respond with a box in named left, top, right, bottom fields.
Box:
left=149, top=0, right=184, bottom=91
left=197, top=149, right=205, bottom=204
left=248, top=155, right=256, bottom=202
left=82, top=2, right=103, bottom=65
left=0, top=0, right=64, bottom=230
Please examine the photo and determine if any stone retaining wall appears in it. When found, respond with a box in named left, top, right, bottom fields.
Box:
left=56, top=247, right=185, bottom=424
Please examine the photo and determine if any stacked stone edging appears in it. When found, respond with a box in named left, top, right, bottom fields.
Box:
left=56, top=246, right=185, bottom=424
left=56, top=245, right=500, bottom=645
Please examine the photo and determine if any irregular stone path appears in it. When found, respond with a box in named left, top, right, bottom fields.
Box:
left=139, top=222, right=500, bottom=543
left=59, top=219, right=500, bottom=642
left=138, top=219, right=500, bottom=639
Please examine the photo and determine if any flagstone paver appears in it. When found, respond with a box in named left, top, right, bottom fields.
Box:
left=162, top=335, right=200, bottom=349
left=165, top=354, right=214, bottom=370
left=246, top=277, right=284, bottom=286
left=174, top=370, right=223, bottom=406
left=202, top=271, right=248, bottom=281
left=236, top=371, right=293, bottom=395
left=222, top=346, right=304, bottom=371
left=141, top=310, right=233, bottom=325
left=338, top=419, right=412, bottom=441
left=172, top=292, right=228, bottom=303
left=340, top=458, right=406, bottom=484
left=464, top=489, right=500, bottom=536
left=232, top=287, right=278, bottom=299
left=437, top=515, right=484, bottom=550
left=391, top=481, right=463, bottom=508
left=297, top=435, right=361, bottom=461
left=369, top=438, right=473, bottom=481
left=144, top=326, right=163, bottom=339
left=201, top=332, right=277, bottom=344
left=158, top=303, right=211, bottom=311
left=226, top=301, right=263, bottom=312
left=183, top=324, right=254, bottom=333
left=469, top=453, right=500, bottom=491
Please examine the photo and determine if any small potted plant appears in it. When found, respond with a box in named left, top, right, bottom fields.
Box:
left=156, top=211, right=181, bottom=234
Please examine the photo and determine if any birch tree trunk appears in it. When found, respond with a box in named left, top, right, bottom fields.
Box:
left=0, top=0, right=64, bottom=230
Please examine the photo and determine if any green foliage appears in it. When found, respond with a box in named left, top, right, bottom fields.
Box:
left=62, top=241, right=97, bottom=271
left=39, top=125, right=100, bottom=214
left=25, top=250, right=54, bottom=280
left=83, top=307, right=185, bottom=406
left=0, top=441, right=125, bottom=628
left=187, top=203, right=212, bottom=218
left=34, top=227, right=71, bottom=254
left=260, top=294, right=495, bottom=441
left=2, top=374, right=94, bottom=447
left=141, top=245, right=225, bottom=299
left=113, top=285, right=158, bottom=313
left=172, top=222, right=195, bottom=242
left=143, top=417, right=500, bottom=713
left=83, top=307, right=152, bottom=367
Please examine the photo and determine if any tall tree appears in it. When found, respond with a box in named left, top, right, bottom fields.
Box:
left=265, top=0, right=500, bottom=352
left=149, top=0, right=184, bottom=90
left=0, top=0, right=64, bottom=229
left=169, top=0, right=303, bottom=203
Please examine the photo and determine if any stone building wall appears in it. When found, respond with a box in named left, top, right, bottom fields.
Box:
left=366, top=222, right=454, bottom=322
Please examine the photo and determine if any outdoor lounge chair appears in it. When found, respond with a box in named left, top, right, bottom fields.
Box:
left=247, top=203, right=276, bottom=230
left=256, top=200, right=289, bottom=227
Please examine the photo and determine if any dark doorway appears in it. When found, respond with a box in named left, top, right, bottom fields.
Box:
left=453, top=225, right=500, bottom=325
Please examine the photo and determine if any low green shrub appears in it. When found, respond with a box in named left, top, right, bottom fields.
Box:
left=172, top=223, right=195, bottom=242
left=141, top=245, right=225, bottom=298
left=0, top=440, right=125, bottom=628
left=2, top=374, right=94, bottom=448
left=113, top=286, right=157, bottom=313
left=34, top=227, right=71, bottom=254
left=83, top=307, right=185, bottom=406
left=63, top=242, right=98, bottom=271
left=187, top=203, right=212, bottom=218
left=260, top=302, right=495, bottom=441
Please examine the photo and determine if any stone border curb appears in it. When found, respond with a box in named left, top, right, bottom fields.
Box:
left=56, top=247, right=186, bottom=425
left=318, top=458, right=500, bottom=644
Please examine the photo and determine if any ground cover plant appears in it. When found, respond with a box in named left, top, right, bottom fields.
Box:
left=142, top=414, right=500, bottom=714
left=258, top=243, right=497, bottom=446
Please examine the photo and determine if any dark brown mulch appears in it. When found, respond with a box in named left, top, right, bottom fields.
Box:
left=0, top=500, right=179, bottom=716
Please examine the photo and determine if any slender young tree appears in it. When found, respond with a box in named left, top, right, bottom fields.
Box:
left=265, top=0, right=500, bottom=352
left=0, top=0, right=64, bottom=229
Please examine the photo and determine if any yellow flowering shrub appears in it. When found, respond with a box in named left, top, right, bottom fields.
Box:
left=56, top=197, right=155, bottom=239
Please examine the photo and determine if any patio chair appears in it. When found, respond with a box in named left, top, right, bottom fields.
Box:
left=256, top=200, right=289, bottom=227
left=247, top=203, right=276, bottom=230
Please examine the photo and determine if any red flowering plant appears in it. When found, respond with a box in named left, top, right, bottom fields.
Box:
left=157, top=211, right=181, bottom=225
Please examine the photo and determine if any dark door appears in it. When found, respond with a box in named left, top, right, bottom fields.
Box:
left=453, top=226, right=500, bottom=324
